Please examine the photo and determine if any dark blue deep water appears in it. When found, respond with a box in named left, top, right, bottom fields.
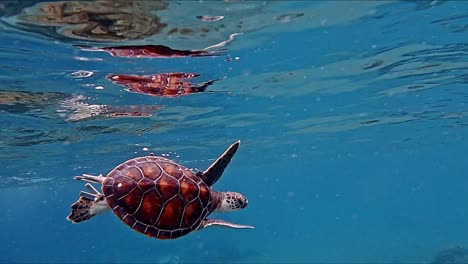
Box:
left=1, top=1, right=468, bottom=263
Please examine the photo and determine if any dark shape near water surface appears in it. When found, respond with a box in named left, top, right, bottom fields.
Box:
left=59, top=95, right=162, bottom=122
left=77, top=44, right=225, bottom=58
left=107, top=72, right=219, bottom=97
left=67, top=141, right=253, bottom=240
left=0, top=90, right=160, bottom=121
left=0, top=90, right=66, bottom=112
left=14, top=0, right=169, bottom=41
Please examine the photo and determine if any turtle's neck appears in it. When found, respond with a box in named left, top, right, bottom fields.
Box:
left=210, top=190, right=224, bottom=212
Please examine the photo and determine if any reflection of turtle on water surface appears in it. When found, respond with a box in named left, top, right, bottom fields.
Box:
left=59, top=95, right=161, bottom=122
left=107, top=73, right=220, bottom=98
left=11, top=0, right=238, bottom=43
left=0, top=90, right=160, bottom=121
left=67, top=141, right=253, bottom=240
left=13, top=0, right=169, bottom=41
left=0, top=90, right=65, bottom=112
left=77, top=44, right=225, bottom=58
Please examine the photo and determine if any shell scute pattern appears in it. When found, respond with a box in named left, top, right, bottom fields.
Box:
left=137, top=177, right=156, bottom=192
left=122, top=187, right=143, bottom=214
left=157, top=196, right=185, bottom=229
left=122, top=214, right=137, bottom=227
left=117, top=161, right=144, bottom=181
left=133, top=221, right=147, bottom=234
left=181, top=200, right=204, bottom=227
left=145, top=226, right=159, bottom=237
left=102, top=156, right=212, bottom=239
left=179, top=177, right=198, bottom=201
left=198, top=182, right=211, bottom=207
left=160, top=161, right=184, bottom=179
left=139, top=160, right=162, bottom=180
left=134, top=189, right=161, bottom=225
left=156, top=175, right=179, bottom=201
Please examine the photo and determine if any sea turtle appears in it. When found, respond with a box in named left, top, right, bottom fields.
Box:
left=107, top=72, right=217, bottom=97
left=67, top=141, right=253, bottom=239
left=77, top=44, right=225, bottom=58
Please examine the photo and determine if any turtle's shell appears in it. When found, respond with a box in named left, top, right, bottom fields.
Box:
left=102, top=156, right=213, bottom=239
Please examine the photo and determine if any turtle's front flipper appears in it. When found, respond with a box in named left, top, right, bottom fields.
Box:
left=200, top=219, right=254, bottom=229
left=198, top=140, right=240, bottom=186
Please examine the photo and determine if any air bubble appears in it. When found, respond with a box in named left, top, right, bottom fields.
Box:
left=69, top=70, right=94, bottom=78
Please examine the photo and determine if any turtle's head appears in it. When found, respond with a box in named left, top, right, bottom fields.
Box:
left=216, top=192, right=248, bottom=212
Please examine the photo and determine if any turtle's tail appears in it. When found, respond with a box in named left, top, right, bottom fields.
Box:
left=67, top=195, right=110, bottom=223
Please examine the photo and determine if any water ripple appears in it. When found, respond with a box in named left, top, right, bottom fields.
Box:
left=1, top=0, right=468, bottom=190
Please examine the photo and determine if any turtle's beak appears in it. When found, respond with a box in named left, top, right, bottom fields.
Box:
left=241, top=200, right=247, bottom=208
left=240, top=197, right=248, bottom=208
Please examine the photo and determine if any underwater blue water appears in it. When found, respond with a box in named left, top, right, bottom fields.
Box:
left=1, top=0, right=468, bottom=263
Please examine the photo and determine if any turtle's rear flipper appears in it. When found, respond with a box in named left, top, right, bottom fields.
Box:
left=200, top=219, right=254, bottom=230
left=67, top=196, right=96, bottom=223
left=66, top=195, right=110, bottom=223
left=74, top=174, right=105, bottom=184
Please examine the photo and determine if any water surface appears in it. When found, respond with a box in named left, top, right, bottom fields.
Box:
left=1, top=1, right=468, bottom=263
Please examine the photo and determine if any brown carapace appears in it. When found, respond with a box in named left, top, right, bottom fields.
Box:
left=67, top=141, right=253, bottom=240
left=103, top=156, right=213, bottom=239
left=107, top=72, right=218, bottom=97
